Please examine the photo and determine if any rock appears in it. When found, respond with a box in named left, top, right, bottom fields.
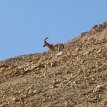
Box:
left=101, top=99, right=107, bottom=106
left=93, top=85, right=104, bottom=93
left=0, top=64, right=8, bottom=68
left=10, top=96, right=20, bottom=102
left=55, top=52, right=63, bottom=57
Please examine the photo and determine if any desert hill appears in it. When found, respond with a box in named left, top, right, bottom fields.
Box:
left=0, top=21, right=107, bottom=107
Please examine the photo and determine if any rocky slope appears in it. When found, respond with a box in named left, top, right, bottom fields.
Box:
left=0, top=21, right=107, bottom=107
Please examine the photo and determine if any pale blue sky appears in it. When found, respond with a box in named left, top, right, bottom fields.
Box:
left=0, top=0, right=107, bottom=60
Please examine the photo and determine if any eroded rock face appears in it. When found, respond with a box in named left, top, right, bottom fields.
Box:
left=0, top=21, right=107, bottom=107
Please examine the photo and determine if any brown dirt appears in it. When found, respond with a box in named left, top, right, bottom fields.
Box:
left=0, top=21, right=107, bottom=107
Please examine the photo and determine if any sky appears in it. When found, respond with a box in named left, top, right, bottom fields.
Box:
left=0, top=0, right=107, bottom=60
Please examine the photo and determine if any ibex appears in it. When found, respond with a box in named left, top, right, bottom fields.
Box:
left=43, top=37, right=64, bottom=53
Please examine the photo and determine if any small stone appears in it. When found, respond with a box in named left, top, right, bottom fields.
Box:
left=55, top=52, right=63, bottom=57
left=10, top=96, right=20, bottom=102
left=93, top=85, right=104, bottom=93
left=0, top=64, right=8, bottom=68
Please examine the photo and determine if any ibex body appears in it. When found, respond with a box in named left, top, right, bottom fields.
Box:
left=43, top=37, right=64, bottom=53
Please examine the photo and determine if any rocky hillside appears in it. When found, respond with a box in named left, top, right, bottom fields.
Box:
left=0, top=21, right=107, bottom=107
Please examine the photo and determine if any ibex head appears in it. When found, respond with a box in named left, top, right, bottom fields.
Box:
left=43, top=37, right=49, bottom=47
